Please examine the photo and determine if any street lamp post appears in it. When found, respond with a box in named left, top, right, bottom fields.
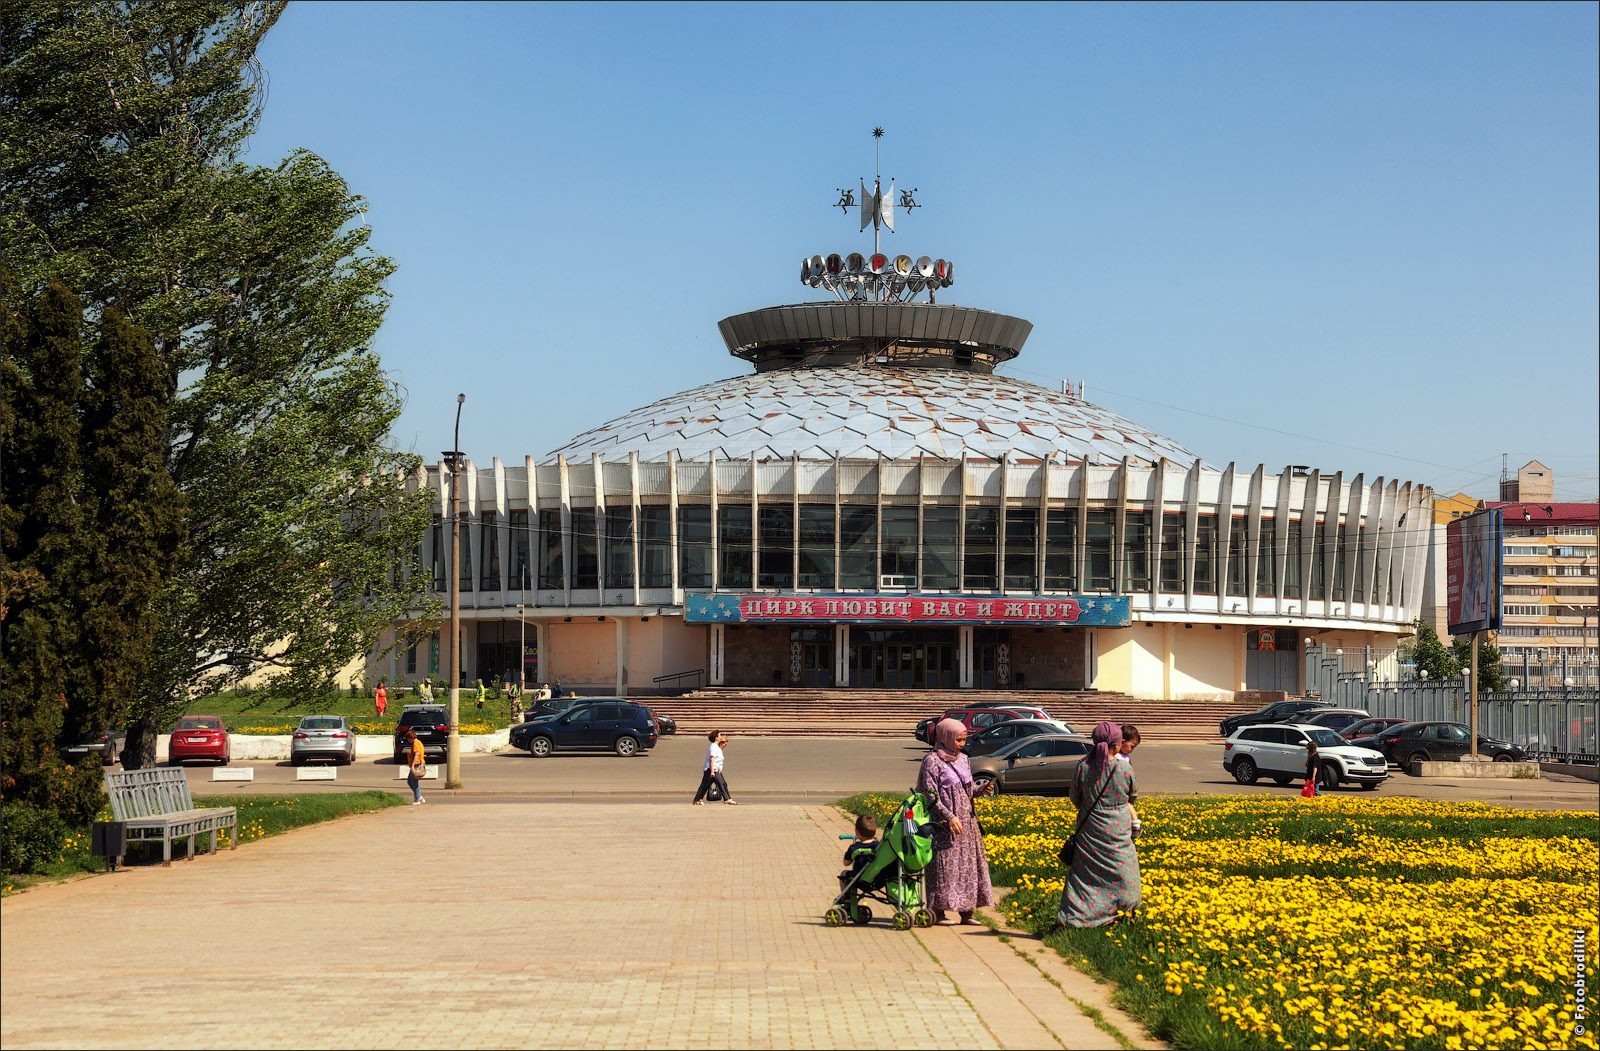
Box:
left=517, top=602, right=526, bottom=718
left=444, top=393, right=466, bottom=789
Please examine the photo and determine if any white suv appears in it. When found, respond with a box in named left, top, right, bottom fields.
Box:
left=1223, top=723, right=1389, bottom=791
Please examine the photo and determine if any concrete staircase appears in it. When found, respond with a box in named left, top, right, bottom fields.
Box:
left=647, top=687, right=1250, bottom=741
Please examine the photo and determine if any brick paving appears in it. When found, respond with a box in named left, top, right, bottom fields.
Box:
left=1, top=800, right=1149, bottom=1050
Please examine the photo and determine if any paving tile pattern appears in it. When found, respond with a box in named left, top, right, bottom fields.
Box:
left=3, top=803, right=1006, bottom=1050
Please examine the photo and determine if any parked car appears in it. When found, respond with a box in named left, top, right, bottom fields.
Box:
left=1300, top=708, right=1372, bottom=733
left=291, top=715, right=357, bottom=766
left=510, top=701, right=660, bottom=757
left=915, top=706, right=1053, bottom=742
left=651, top=711, right=677, bottom=735
left=1342, top=717, right=1408, bottom=741
left=962, top=719, right=1077, bottom=757
left=1222, top=723, right=1389, bottom=790
left=1371, top=721, right=1528, bottom=767
left=168, top=716, right=231, bottom=766
left=393, top=705, right=451, bottom=763
left=1219, top=699, right=1332, bottom=736
left=969, top=735, right=1093, bottom=795
left=62, top=728, right=126, bottom=766
left=521, top=697, right=587, bottom=721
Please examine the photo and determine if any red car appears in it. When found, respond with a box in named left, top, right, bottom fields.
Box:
left=916, top=706, right=1052, bottom=742
left=169, top=715, right=231, bottom=765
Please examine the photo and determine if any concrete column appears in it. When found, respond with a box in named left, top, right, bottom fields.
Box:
left=834, top=623, right=850, bottom=687
left=534, top=622, right=549, bottom=686
left=958, top=626, right=974, bottom=688
left=1236, top=629, right=1247, bottom=691
left=1164, top=623, right=1176, bottom=701
left=709, top=623, right=724, bottom=685
left=615, top=616, right=629, bottom=695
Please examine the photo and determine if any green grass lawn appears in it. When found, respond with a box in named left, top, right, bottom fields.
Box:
left=180, top=690, right=520, bottom=735
left=3, top=791, right=405, bottom=895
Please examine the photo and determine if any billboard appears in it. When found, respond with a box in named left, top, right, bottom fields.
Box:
left=685, top=592, right=1132, bottom=627
left=1446, top=508, right=1502, bottom=636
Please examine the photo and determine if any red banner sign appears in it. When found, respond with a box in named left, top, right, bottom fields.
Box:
left=683, top=592, right=1132, bottom=626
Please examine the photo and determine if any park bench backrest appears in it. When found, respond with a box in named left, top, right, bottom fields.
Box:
left=104, top=768, right=196, bottom=821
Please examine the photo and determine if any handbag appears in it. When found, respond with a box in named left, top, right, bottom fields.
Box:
left=1057, top=765, right=1115, bottom=867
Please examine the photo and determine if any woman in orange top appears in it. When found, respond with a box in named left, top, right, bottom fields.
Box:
left=404, top=728, right=426, bottom=805
left=375, top=680, right=388, bottom=717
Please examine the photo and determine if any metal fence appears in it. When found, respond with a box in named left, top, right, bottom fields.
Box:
left=1304, top=643, right=1598, bottom=764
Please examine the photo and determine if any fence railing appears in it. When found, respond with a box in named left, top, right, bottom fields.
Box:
left=1305, top=643, right=1598, bottom=764
left=651, top=668, right=704, bottom=691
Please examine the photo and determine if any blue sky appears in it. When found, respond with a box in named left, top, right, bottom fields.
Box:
left=249, top=1, right=1599, bottom=501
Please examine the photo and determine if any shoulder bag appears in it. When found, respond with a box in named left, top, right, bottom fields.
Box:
left=1057, top=763, right=1115, bottom=868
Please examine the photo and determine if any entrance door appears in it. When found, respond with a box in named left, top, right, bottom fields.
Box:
left=800, top=641, right=834, bottom=687
left=884, top=644, right=915, bottom=688
left=925, top=644, right=956, bottom=689
left=1245, top=629, right=1299, bottom=692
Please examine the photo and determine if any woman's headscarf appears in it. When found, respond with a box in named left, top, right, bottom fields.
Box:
left=1088, top=720, right=1123, bottom=772
left=933, top=718, right=968, bottom=764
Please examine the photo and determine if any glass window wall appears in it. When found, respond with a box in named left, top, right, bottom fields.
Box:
left=839, top=507, right=876, bottom=589
left=1044, top=509, right=1076, bottom=591
left=757, top=505, right=794, bottom=589
left=1194, top=513, right=1218, bottom=595
left=1004, top=507, right=1037, bottom=590
left=510, top=510, right=531, bottom=590
left=538, top=509, right=563, bottom=589
left=1159, top=513, right=1185, bottom=593
left=1226, top=516, right=1248, bottom=597
left=639, top=506, right=670, bottom=588
left=718, top=505, right=752, bottom=590
left=678, top=506, right=712, bottom=589
left=1123, top=510, right=1152, bottom=592
left=922, top=506, right=958, bottom=589
left=964, top=507, right=998, bottom=590
left=1255, top=519, right=1276, bottom=597
left=604, top=507, right=634, bottom=589
left=798, top=504, right=835, bottom=588
left=1085, top=510, right=1114, bottom=590
left=881, top=507, right=918, bottom=583
left=571, top=509, right=599, bottom=590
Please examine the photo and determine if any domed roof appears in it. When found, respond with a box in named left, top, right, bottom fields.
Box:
left=544, top=366, right=1200, bottom=465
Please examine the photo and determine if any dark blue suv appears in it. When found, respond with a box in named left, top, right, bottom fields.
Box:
left=510, top=700, right=659, bottom=757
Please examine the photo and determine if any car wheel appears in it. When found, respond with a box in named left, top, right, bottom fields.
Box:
left=1232, top=757, right=1258, bottom=785
left=1492, top=753, right=1513, bottom=763
left=1271, top=775, right=1291, bottom=786
left=104, top=747, right=117, bottom=767
left=1360, top=781, right=1379, bottom=790
left=1319, top=764, right=1339, bottom=791
left=1407, top=751, right=1429, bottom=772
left=614, top=736, right=639, bottom=757
left=528, top=736, right=553, bottom=758
left=973, top=773, right=997, bottom=795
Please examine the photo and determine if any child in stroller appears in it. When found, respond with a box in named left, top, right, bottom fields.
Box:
left=824, top=791, right=938, bottom=931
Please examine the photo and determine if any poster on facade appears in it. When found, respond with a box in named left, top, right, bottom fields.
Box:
left=1446, top=508, right=1502, bottom=635
left=685, top=593, right=1132, bottom=626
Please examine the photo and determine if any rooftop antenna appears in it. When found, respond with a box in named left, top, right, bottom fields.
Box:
left=816, top=129, right=949, bottom=304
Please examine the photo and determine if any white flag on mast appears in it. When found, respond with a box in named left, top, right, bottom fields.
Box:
left=859, top=179, right=875, bottom=232
left=880, top=179, right=896, bottom=232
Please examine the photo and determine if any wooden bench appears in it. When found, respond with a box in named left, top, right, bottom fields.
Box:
left=104, top=768, right=238, bottom=866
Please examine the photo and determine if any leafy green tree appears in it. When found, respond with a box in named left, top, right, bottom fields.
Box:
left=1404, top=619, right=1460, bottom=682
left=1451, top=634, right=1509, bottom=693
left=2, top=279, right=183, bottom=822
left=3, top=2, right=434, bottom=767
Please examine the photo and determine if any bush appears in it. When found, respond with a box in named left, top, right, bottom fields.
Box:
left=1, top=802, right=69, bottom=875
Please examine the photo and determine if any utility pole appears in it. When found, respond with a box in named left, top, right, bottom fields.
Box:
left=445, top=393, right=466, bottom=789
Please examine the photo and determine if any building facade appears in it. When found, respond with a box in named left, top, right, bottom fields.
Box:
left=1491, top=490, right=1598, bottom=686
left=373, top=177, right=1441, bottom=700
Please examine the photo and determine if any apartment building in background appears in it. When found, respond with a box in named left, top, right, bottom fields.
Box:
left=1489, top=463, right=1598, bottom=687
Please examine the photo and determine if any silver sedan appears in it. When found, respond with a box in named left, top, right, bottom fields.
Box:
left=290, top=715, right=357, bottom=765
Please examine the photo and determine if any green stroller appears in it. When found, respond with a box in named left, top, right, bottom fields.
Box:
left=824, top=791, right=938, bottom=931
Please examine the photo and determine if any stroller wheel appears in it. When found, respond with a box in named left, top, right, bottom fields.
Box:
left=823, top=907, right=847, bottom=928
left=912, top=908, right=935, bottom=928
left=891, top=910, right=913, bottom=931
left=851, top=904, right=872, bottom=925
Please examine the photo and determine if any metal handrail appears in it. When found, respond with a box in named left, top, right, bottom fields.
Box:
left=652, top=668, right=704, bottom=688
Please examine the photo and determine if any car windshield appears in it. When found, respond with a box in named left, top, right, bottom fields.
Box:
left=1305, top=729, right=1346, bottom=747
left=299, top=717, right=343, bottom=730
left=400, top=710, right=444, bottom=725
left=175, top=718, right=218, bottom=730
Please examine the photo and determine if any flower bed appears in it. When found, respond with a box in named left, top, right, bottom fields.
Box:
left=837, top=792, right=1598, bottom=1051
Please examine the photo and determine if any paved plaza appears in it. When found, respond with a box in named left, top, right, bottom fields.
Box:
left=1, top=796, right=1156, bottom=1050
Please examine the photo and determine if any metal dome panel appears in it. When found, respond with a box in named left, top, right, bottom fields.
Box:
left=545, top=367, right=1201, bottom=465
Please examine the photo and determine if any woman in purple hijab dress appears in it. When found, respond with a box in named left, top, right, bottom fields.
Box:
left=916, top=718, right=995, bottom=925
left=1057, top=721, right=1142, bottom=928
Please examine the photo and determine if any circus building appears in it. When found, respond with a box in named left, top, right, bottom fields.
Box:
left=375, top=163, right=1439, bottom=701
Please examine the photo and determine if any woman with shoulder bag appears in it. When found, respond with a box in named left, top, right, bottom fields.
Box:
left=916, top=719, right=995, bottom=925
left=404, top=728, right=426, bottom=806
left=1057, top=722, right=1141, bottom=928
